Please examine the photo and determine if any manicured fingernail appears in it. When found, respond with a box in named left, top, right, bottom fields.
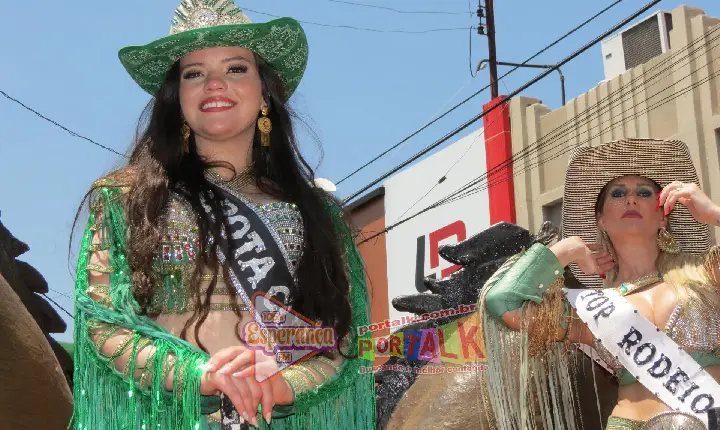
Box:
left=232, top=371, right=243, bottom=378
left=655, top=201, right=661, bottom=210
left=599, top=274, right=606, bottom=279
left=204, top=362, right=215, bottom=372
left=265, top=412, right=272, bottom=424
left=251, top=416, right=259, bottom=427
left=242, top=412, right=249, bottom=422
left=218, top=364, right=232, bottom=375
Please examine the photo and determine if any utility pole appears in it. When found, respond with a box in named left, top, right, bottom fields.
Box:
left=484, top=0, right=499, bottom=99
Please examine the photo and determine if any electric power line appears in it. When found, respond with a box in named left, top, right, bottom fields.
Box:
left=441, top=40, right=720, bottom=208
left=328, top=0, right=471, bottom=15
left=342, top=0, right=658, bottom=204
left=359, top=34, right=720, bottom=244
left=242, top=7, right=469, bottom=33
left=451, top=66, right=720, bottom=208
left=393, top=101, right=509, bottom=223
left=44, top=294, right=75, bottom=320
left=0, top=90, right=127, bottom=158
left=50, top=287, right=74, bottom=301
left=336, top=0, right=627, bottom=187
left=441, top=23, right=720, bottom=207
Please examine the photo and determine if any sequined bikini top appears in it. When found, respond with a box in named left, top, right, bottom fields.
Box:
left=148, top=192, right=304, bottom=314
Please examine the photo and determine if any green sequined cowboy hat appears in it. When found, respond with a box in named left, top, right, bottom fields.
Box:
left=118, top=0, right=308, bottom=99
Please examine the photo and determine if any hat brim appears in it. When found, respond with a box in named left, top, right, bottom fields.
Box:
left=562, top=138, right=712, bottom=288
left=118, top=17, right=307, bottom=99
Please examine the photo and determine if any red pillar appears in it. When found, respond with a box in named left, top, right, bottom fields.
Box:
left=482, top=96, right=516, bottom=224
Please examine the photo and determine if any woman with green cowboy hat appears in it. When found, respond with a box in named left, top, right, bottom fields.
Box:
left=474, top=138, right=720, bottom=429
left=70, top=1, right=375, bottom=429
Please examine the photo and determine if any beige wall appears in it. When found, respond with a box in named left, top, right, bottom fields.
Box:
left=510, top=5, right=720, bottom=243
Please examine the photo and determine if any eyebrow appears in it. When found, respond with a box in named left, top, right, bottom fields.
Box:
left=611, top=182, right=654, bottom=188
left=180, top=56, right=252, bottom=71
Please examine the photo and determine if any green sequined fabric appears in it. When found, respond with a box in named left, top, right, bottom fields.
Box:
left=71, top=183, right=376, bottom=429
left=72, top=185, right=209, bottom=430
left=148, top=194, right=305, bottom=314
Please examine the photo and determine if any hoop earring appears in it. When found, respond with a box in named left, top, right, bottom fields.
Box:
left=257, top=106, right=272, bottom=147
left=657, top=227, right=680, bottom=254
left=181, top=122, right=191, bottom=154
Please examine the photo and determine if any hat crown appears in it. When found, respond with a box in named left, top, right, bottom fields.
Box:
left=170, top=0, right=252, bottom=35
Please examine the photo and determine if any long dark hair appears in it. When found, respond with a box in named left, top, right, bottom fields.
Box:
left=75, top=55, right=354, bottom=354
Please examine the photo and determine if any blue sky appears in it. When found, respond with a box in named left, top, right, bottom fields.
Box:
left=2, top=0, right=717, bottom=342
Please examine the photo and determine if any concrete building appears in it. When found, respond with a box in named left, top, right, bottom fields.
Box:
left=510, top=5, right=720, bottom=239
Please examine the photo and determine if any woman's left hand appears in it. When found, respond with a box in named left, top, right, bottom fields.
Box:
left=207, top=346, right=295, bottom=424
left=659, top=181, right=720, bottom=226
left=206, top=346, right=277, bottom=425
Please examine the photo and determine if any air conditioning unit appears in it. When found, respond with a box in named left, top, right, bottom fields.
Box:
left=601, top=11, right=673, bottom=80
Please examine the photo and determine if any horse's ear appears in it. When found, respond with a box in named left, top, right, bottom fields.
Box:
left=0, top=220, right=29, bottom=259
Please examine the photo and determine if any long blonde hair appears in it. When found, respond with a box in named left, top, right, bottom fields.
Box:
left=599, top=229, right=720, bottom=309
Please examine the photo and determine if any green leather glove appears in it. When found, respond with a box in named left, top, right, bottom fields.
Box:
left=484, top=243, right=564, bottom=322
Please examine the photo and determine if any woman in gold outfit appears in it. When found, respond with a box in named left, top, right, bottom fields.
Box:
left=479, top=138, right=720, bottom=429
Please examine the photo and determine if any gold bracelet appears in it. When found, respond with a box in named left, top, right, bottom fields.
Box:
left=304, top=361, right=333, bottom=382
left=91, top=324, right=118, bottom=351
left=161, top=355, right=178, bottom=392
left=128, top=338, right=153, bottom=379
left=282, top=368, right=314, bottom=393
left=109, top=333, right=135, bottom=361
left=86, top=263, right=115, bottom=273
left=88, top=243, right=110, bottom=252
left=174, top=358, right=186, bottom=399
left=86, top=284, right=111, bottom=295
left=314, top=356, right=341, bottom=373
left=138, top=367, right=152, bottom=388
left=294, top=365, right=320, bottom=388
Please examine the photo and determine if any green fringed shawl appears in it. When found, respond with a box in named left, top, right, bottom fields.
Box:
left=71, top=185, right=376, bottom=429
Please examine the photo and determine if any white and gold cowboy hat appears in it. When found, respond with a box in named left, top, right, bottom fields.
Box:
left=118, top=0, right=308, bottom=99
left=561, top=138, right=713, bottom=287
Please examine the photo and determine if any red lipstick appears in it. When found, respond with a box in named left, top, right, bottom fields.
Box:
left=199, top=96, right=236, bottom=112
left=622, top=210, right=643, bottom=219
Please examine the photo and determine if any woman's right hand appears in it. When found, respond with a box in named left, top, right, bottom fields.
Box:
left=201, top=367, right=262, bottom=426
left=550, top=236, right=615, bottom=276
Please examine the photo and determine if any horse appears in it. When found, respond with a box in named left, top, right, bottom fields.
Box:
left=375, top=221, right=618, bottom=429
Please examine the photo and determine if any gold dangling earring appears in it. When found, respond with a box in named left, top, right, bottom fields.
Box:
left=600, top=230, right=617, bottom=263
left=657, top=227, right=680, bottom=254
left=257, top=106, right=272, bottom=147
left=181, top=121, right=191, bottom=154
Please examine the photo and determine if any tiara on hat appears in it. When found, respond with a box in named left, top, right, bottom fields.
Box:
left=170, top=0, right=251, bottom=35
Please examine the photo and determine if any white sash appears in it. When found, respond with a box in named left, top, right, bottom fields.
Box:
left=564, top=287, right=720, bottom=427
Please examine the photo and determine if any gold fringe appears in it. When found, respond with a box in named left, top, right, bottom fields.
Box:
left=526, top=276, right=566, bottom=357
left=705, top=245, right=720, bottom=286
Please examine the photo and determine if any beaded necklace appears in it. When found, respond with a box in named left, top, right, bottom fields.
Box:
left=206, top=167, right=255, bottom=194
left=616, top=272, right=664, bottom=296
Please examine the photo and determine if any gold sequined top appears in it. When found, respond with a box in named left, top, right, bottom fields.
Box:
left=148, top=192, right=304, bottom=314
